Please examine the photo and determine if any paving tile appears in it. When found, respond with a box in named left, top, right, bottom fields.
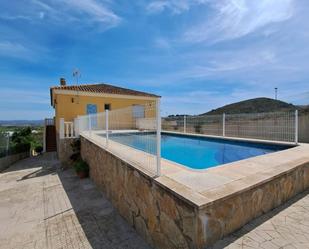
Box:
left=0, top=153, right=151, bottom=249
left=212, top=189, right=309, bottom=249
left=2, top=152, right=309, bottom=249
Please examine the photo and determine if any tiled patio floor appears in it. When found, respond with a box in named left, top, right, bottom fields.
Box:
left=212, top=188, right=309, bottom=249
left=0, top=153, right=309, bottom=249
left=0, top=153, right=151, bottom=249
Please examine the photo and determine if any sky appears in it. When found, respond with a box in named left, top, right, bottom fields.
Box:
left=0, top=0, right=308, bottom=119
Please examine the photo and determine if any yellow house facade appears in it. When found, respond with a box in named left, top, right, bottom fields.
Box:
left=50, top=79, right=160, bottom=133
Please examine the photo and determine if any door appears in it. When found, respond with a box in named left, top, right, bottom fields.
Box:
left=87, top=104, right=97, bottom=128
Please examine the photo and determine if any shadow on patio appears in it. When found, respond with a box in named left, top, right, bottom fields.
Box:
left=55, top=156, right=152, bottom=249
left=1, top=153, right=309, bottom=249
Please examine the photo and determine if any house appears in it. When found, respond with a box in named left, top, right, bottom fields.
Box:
left=46, top=78, right=160, bottom=156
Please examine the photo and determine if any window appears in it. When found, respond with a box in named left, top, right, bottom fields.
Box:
left=104, top=104, right=111, bottom=110
left=132, top=105, right=145, bottom=118
left=86, top=104, right=97, bottom=114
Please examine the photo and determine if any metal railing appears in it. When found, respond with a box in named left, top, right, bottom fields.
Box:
left=45, top=118, right=54, bottom=126
left=57, top=108, right=298, bottom=176
left=162, top=110, right=298, bottom=143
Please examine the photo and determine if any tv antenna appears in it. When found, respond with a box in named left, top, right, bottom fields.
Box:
left=73, top=69, right=81, bottom=84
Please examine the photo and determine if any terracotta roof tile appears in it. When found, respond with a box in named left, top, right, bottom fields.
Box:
left=50, top=83, right=160, bottom=98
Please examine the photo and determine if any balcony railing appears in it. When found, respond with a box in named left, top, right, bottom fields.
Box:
left=45, top=118, right=54, bottom=126
left=59, top=118, right=79, bottom=139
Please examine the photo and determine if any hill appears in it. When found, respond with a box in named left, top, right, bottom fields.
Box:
left=0, top=120, right=44, bottom=127
left=203, top=98, right=296, bottom=115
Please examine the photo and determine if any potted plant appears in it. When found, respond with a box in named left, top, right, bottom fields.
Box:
left=74, top=159, right=89, bottom=179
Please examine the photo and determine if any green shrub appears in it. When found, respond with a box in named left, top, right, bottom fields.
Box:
left=74, top=160, right=89, bottom=173
left=35, top=145, right=43, bottom=154
left=70, top=139, right=81, bottom=162
left=71, top=139, right=81, bottom=153
left=11, top=142, right=31, bottom=154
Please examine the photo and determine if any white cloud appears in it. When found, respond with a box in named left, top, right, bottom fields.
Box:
left=0, top=41, right=32, bottom=60
left=147, top=1, right=189, bottom=14
left=0, top=15, right=32, bottom=21
left=133, top=47, right=283, bottom=85
left=184, top=0, right=294, bottom=43
left=146, top=0, right=207, bottom=14
left=63, top=0, right=120, bottom=26
left=161, top=88, right=272, bottom=115
left=0, top=39, right=50, bottom=61
left=0, top=88, right=50, bottom=105
left=31, top=0, right=121, bottom=29
left=154, top=37, right=171, bottom=49
left=39, top=12, right=45, bottom=19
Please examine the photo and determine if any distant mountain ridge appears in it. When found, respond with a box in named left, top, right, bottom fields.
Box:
left=0, top=120, right=44, bottom=126
left=202, top=98, right=298, bottom=115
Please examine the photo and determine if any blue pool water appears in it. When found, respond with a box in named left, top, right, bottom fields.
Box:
left=106, top=132, right=291, bottom=169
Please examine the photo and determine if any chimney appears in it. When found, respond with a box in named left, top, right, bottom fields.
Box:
left=60, top=78, right=66, bottom=86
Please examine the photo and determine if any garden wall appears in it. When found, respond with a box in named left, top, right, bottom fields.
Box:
left=0, top=152, right=29, bottom=172
left=57, top=138, right=77, bottom=165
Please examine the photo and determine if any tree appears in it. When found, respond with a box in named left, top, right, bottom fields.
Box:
left=11, top=127, right=33, bottom=145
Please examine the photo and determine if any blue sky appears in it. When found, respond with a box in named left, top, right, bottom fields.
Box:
left=0, top=0, right=308, bottom=119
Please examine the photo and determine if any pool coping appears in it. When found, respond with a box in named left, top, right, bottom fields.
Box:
left=162, top=130, right=298, bottom=146
left=80, top=131, right=309, bottom=210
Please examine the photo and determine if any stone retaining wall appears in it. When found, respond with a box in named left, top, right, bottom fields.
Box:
left=0, top=152, right=29, bottom=172
left=81, top=136, right=309, bottom=248
left=57, top=138, right=77, bottom=165
left=197, top=163, right=309, bottom=246
left=81, top=136, right=199, bottom=249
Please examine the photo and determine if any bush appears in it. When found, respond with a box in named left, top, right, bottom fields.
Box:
left=71, top=139, right=81, bottom=153
left=70, top=152, right=81, bottom=162
left=35, top=145, right=43, bottom=154
left=70, top=139, right=81, bottom=162
left=73, top=160, right=89, bottom=173
left=11, top=142, right=31, bottom=154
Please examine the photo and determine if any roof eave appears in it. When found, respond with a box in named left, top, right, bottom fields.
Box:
left=52, top=89, right=160, bottom=100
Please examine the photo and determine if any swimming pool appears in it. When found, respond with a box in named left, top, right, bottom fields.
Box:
left=104, top=132, right=291, bottom=169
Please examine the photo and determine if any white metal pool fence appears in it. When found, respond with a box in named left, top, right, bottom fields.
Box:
left=162, top=110, right=298, bottom=143
left=59, top=108, right=299, bottom=177
left=74, top=101, right=162, bottom=176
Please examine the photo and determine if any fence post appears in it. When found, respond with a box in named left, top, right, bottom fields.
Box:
left=223, top=113, right=226, bottom=137
left=184, top=115, right=186, bottom=133
left=295, top=110, right=298, bottom=144
left=74, top=118, right=79, bottom=137
left=106, top=110, right=109, bottom=146
left=88, top=114, right=92, bottom=136
left=59, top=118, right=64, bottom=139
left=156, top=99, right=161, bottom=177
